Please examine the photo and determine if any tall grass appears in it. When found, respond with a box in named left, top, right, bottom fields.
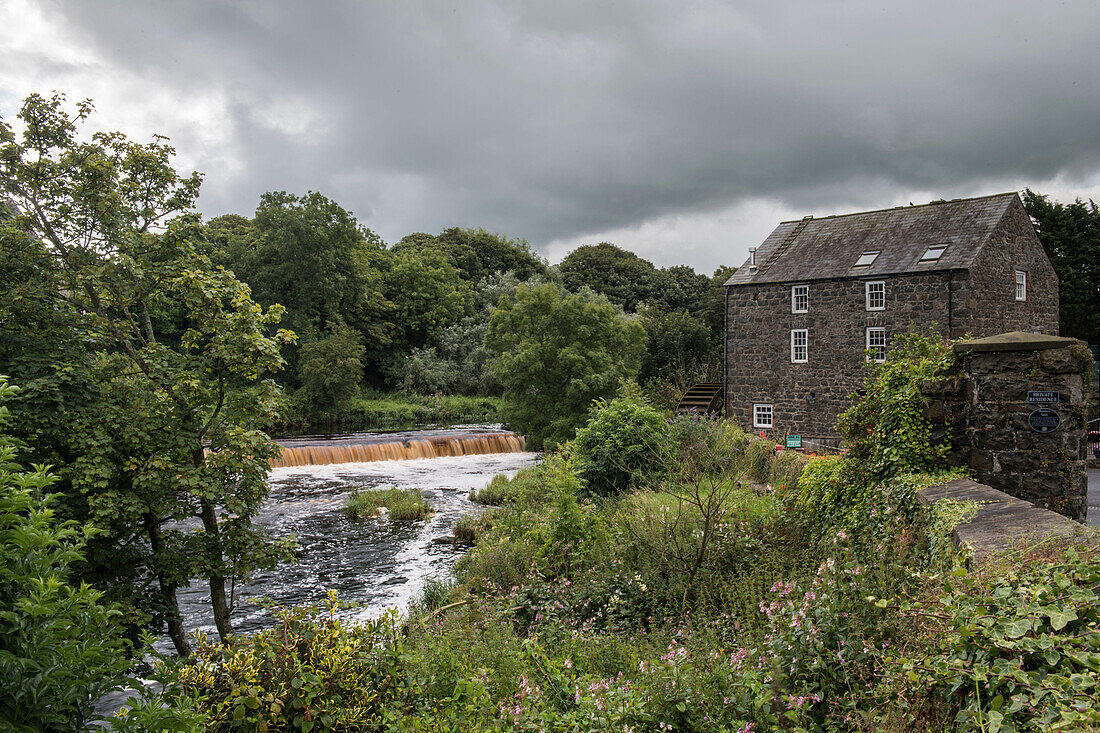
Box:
left=343, top=487, right=432, bottom=521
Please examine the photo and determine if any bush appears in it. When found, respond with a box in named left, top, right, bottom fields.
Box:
left=343, top=487, right=432, bottom=521
left=664, top=413, right=749, bottom=478
left=837, top=330, right=957, bottom=480
left=743, top=437, right=775, bottom=483
left=452, top=512, right=494, bottom=544
left=0, top=377, right=133, bottom=732
left=768, top=449, right=810, bottom=492
left=469, top=463, right=555, bottom=507
left=168, top=593, right=403, bottom=732
left=573, top=386, right=670, bottom=496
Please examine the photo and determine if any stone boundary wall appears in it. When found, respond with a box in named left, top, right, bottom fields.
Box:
left=916, top=478, right=1095, bottom=562
left=921, top=331, right=1092, bottom=521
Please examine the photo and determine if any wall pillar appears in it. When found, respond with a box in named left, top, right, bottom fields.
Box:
left=928, top=332, right=1092, bottom=521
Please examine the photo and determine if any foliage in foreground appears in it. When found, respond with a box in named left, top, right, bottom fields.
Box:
left=164, top=593, right=404, bottom=732
left=0, top=377, right=131, bottom=732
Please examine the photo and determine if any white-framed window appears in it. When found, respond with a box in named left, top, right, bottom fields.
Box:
left=866, top=327, right=887, bottom=363
left=791, top=284, right=808, bottom=313
left=1015, top=270, right=1027, bottom=301
left=790, top=329, right=808, bottom=363
left=753, top=404, right=773, bottom=429
left=920, top=245, right=948, bottom=261
left=853, top=250, right=880, bottom=267
left=865, top=281, right=885, bottom=311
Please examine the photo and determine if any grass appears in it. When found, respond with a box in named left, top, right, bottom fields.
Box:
left=343, top=487, right=433, bottom=521
left=452, top=512, right=494, bottom=545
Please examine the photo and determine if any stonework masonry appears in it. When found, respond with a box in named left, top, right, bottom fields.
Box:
left=921, top=332, right=1092, bottom=522
left=725, top=195, right=1059, bottom=443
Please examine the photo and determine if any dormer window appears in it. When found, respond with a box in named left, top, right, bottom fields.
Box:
left=920, top=245, right=948, bottom=261
left=853, top=250, right=880, bottom=267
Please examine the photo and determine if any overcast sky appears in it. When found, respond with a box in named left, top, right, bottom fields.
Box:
left=3, top=1, right=1099, bottom=272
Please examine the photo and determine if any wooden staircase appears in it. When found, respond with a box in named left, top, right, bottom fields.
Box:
left=675, top=383, right=724, bottom=416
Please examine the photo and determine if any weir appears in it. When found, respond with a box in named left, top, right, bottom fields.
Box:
left=271, top=432, right=527, bottom=468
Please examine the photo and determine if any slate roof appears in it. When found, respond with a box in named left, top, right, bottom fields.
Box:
left=725, top=193, right=1019, bottom=286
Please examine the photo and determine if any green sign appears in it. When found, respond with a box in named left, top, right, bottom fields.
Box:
left=785, top=435, right=803, bottom=449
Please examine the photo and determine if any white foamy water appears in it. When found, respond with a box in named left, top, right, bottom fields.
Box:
left=171, top=448, right=538, bottom=640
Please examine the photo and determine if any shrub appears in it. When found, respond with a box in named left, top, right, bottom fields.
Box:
left=837, top=330, right=957, bottom=480
left=743, top=437, right=775, bottom=483
left=573, top=387, right=670, bottom=496
left=664, top=413, right=749, bottom=478
left=343, top=487, right=432, bottom=521
left=0, top=377, right=133, bottom=732
left=896, top=547, right=1100, bottom=732
left=768, top=449, right=809, bottom=492
left=452, top=512, right=494, bottom=544
left=168, top=593, right=403, bottom=732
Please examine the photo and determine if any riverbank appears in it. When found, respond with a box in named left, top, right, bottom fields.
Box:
left=276, top=392, right=502, bottom=433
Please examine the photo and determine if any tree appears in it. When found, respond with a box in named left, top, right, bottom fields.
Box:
left=298, top=322, right=366, bottom=409
left=485, top=283, right=645, bottom=449
left=1022, top=190, right=1100, bottom=345
left=650, top=264, right=711, bottom=314
left=0, top=376, right=132, bottom=731
left=637, top=307, right=714, bottom=384
left=557, top=242, right=663, bottom=312
left=1, top=92, right=294, bottom=650
left=380, top=247, right=473, bottom=380
left=394, top=227, right=548, bottom=283
left=215, top=191, right=394, bottom=388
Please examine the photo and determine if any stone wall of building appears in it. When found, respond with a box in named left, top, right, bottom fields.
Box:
left=921, top=332, right=1092, bottom=521
left=725, top=271, right=955, bottom=442
left=725, top=199, right=1059, bottom=442
left=966, top=197, right=1060, bottom=336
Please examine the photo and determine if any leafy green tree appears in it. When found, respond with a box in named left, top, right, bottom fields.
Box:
left=0, top=376, right=132, bottom=732
left=380, top=247, right=473, bottom=379
left=222, top=191, right=393, bottom=384
left=650, top=265, right=711, bottom=314
left=400, top=272, right=544, bottom=396
left=557, top=242, right=663, bottom=312
left=298, top=321, right=366, bottom=408
left=1022, top=189, right=1100, bottom=344
left=701, top=265, right=737, bottom=344
left=1, top=92, right=293, bottom=650
left=394, top=227, right=547, bottom=283
left=486, top=283, right=645, bottom=449
left=637, top=308, right=714, bottom=384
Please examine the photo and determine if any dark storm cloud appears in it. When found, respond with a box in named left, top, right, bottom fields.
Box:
left=40, top=0, right=1100, bottom=248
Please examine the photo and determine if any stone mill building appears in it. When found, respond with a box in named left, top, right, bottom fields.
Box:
left=723, top=192, right=1059, bottom=446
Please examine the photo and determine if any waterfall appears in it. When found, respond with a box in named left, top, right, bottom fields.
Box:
left=270, top=432, right=526, bottom=468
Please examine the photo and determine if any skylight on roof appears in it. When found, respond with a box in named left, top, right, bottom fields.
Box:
left=919, top=245, right=948, bottom=262
left=853, top=250, right=880, bottom=267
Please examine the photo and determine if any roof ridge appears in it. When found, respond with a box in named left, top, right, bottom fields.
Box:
left=775, top=191, right=1019, bottom=225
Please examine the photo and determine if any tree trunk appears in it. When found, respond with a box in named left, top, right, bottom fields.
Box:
left=198, top=497, right=234, bottom=642
left=144, top=512, right=191, bottom=657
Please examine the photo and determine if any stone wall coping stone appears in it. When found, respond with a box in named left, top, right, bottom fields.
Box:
left=953, top=331, right=1079, bottom=353
left=916, top=478, right=1095, bottom=561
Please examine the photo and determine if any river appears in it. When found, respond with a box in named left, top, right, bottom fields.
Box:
left=173, top=425, right=538, bottom=639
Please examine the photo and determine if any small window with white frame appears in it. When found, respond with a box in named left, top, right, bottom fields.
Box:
left=1015, top=270, right=1027, bottom=301
left=866, top=327, right=887, bottom=362
left=790, top=329, right=808, bottom=363
left=791, top=284, right=808, bottom=313
left=865, top=281, right=885, bottom=310
left=753, top=403, right=773, bottom=429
